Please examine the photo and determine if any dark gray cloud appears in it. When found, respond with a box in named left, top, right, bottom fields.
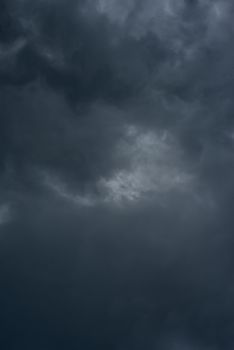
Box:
left=1, top=0, right=234, bottom=349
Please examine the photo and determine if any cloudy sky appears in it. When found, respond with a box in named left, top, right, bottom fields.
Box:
left=1, top=0, right=234, bottom=349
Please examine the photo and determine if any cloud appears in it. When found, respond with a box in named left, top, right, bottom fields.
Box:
left=0, top=203, right=11, bottom=226
left=1, top=0, right=234, bottom=349
left=100, top=125, right=194, bottom=204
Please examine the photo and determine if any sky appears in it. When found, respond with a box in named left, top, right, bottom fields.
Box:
left=1, top=0, right=234, bottom=349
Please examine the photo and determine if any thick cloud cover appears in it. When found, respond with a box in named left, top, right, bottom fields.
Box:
left=1, top=0, right=234, bottom=349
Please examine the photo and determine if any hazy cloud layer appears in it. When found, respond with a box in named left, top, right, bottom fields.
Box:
left=1, top=0, right=234, bottom=349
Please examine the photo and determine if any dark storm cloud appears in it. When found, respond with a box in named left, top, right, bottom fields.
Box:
left=0, top=84, right=127, bottom=196
left=0, top=0, right=168, bottom=103
left=1, top=0, right=234, bottom=349
left=0, top=0, right=170, bottom=194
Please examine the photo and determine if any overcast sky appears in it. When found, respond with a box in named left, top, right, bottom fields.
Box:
left=1, top=0, right=234, bottom=349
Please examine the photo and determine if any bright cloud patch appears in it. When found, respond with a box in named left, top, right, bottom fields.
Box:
left=99, top=125, right=193, bottom=204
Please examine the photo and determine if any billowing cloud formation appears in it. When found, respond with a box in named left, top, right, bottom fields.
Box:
left=1, top=0, right=234, bottom=349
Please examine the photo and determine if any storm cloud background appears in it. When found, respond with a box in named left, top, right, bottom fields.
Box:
left=1, top=0, right=234, bottom=349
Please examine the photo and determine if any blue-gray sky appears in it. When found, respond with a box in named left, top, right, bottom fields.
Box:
left=1, top=1, right=234, bottom=349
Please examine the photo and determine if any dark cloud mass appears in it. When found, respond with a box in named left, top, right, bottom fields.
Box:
left=1, top=0, right=234, bottom=349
